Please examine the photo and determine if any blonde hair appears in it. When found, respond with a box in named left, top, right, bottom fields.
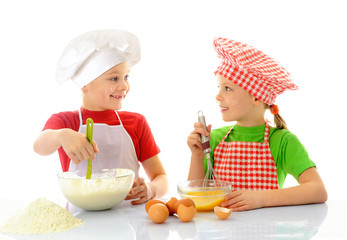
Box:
left=266, top=105, right=288, bottom=130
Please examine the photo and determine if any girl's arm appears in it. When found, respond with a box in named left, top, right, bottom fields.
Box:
left=187, top=122, right=212, bottom=180
left=262, top=167, right=327, bottom=207
left=222, top=167, right=328, bottom=211
left=188, top=152, right=205, bottom=180
left=125, top=154, right=169, bottom=204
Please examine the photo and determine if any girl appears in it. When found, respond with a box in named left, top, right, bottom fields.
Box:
left=187, top=38, right=327, bottom=211
left=33, top=29, right=168, bottom=204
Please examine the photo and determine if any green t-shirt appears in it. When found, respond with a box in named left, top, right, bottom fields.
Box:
left=207, top=124, right=316, bottom=188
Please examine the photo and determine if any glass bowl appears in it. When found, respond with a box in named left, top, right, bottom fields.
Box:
left=177, top=179, right=233, bottom=211
left=57, top=168, right=134, bottom=211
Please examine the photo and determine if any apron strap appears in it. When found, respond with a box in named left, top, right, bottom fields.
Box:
left=78, top=108, right=83, bottom=127
left=114, top=111, right=123, bottom=126
left=221, top=126, right=234, bottom=142
left=264, top=125, right=270, bottom=143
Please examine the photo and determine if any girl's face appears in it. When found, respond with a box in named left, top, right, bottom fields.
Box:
left=215, top=74, right=265, bottom=126
left=82, top=62, right=130, bottom=111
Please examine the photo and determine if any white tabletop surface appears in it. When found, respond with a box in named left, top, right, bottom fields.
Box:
left=0, top=198, right=345, bottom=240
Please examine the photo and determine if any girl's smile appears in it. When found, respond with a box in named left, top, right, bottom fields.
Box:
left=219, top=105, right=229, bottom=112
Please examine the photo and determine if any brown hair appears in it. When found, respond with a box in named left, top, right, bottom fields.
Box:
left=267, top=105, right=288, bottom=130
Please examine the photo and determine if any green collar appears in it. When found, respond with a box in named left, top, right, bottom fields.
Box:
left=232, top=124, right=266, bottom=137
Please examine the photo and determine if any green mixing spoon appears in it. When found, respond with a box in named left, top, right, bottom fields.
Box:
left=86, top=118, right=94, bottom=179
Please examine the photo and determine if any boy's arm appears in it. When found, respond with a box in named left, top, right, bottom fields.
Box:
left=125, top=155, right=169, bottom=204
left=33, top=129, right=98, bottom=164
left=33, top=129, right=66, bottom=155
left=143, top=155, right=169, bottom=199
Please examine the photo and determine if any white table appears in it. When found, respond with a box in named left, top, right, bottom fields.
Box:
left=0, top=198, right=345, bottom=239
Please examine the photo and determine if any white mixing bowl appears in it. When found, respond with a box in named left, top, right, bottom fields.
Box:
left=58, top=168, right=134, bottom=211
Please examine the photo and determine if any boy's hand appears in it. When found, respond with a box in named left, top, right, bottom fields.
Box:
left=125, top=177, right=153, bottom=205
left=187, top=122, right=212, bottom=155
left=59, top=129, right=98, bottom=164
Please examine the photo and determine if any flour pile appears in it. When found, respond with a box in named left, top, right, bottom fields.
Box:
left=0, top=198, right=83, bottom=234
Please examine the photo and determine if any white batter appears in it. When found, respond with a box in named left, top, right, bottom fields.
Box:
left=59, top=170, right=133, bottom=211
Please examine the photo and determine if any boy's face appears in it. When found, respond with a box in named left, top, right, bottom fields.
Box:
left=215, top=74, right=264, bottom=126
left=82, top=62, right=130, bottom=111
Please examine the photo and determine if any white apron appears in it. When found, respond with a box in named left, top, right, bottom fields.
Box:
left=69, top=110, right=140, bottom=178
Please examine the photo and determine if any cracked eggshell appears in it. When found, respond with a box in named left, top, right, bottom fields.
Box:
left=177, top=204, right=196, bottom=222
left=214, top=206, right=232, bottom=219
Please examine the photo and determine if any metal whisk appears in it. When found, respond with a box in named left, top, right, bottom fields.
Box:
left=198, top=111, right=221, bottom=188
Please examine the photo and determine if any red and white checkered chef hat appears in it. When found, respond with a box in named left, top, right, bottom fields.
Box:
left=214, top=38, right=298, bottom=105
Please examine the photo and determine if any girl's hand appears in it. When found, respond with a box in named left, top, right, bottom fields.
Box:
left=221, top=190, right=265, bottom=212
left=125, top=177, right=153, bottom=205
left=187, top=122, right=212, bottom=155
left=59, top=129, right=98, bottom=164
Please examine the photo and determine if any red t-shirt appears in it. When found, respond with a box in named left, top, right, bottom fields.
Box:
left=43, top=108, right=160, bottom=172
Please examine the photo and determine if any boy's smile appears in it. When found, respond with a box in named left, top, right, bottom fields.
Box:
left=110, top=94, right=125, bottom=99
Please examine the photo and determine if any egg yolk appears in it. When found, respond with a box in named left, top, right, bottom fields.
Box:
left=185, top=189, right=226, bottom=211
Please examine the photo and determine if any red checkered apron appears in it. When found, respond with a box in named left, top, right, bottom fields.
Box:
left=214, top=125, right=279, bottom=190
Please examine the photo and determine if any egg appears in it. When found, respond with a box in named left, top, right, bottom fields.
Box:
left=177, top=204, right=196, bottom=222
left=214, top=206, right=232, bottom=219
left=165, top=197, right=178, bottom=215
left=145, top=199, right=166, bottom=213
left=147, top=203, right=169, bottom=223
left=173, top=198, right=195, bottom=213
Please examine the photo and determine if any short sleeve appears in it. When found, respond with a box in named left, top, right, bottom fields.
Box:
left=43, top=111, right=79, bottom=131
left=135, top=115, right=160, bottom=162
left=42, top=111, right=79, bottom=172
left=273, top=130, right=316, bottom=182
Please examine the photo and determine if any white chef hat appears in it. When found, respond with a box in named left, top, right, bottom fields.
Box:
left=56, top=29, right=141, bottom=88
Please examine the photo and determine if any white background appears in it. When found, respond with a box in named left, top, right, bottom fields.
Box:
left=0, top=0, right=346, bottom=204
